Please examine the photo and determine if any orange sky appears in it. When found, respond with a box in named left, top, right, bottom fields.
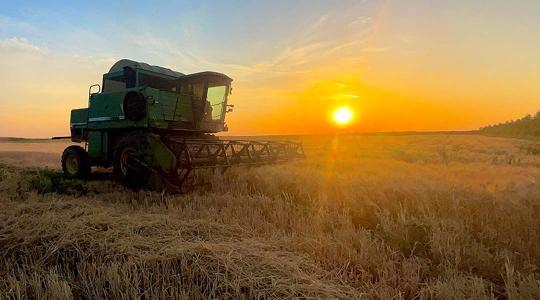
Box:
left=0, top=1, right=539, bottom=137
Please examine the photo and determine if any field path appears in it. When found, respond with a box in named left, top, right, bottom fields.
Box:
left=0, top=141, right=74, bottom=168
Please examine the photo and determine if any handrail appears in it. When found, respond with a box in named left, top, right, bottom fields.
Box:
left=85, top=84, right=101, bottom=150
left=89, top=84, right=101, bottom=97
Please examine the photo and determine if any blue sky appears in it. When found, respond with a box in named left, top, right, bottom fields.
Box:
left=1, top=0, right=377, bottom=69
left=1, top=1, right=539, bottom=137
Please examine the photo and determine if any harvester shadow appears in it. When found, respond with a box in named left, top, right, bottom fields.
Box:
left=88, top=168, right=114, bottom=182
left=85, top=167, right=216, bottom=194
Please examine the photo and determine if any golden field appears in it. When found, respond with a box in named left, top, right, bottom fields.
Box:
left=0, top=134, right=539, bottom=299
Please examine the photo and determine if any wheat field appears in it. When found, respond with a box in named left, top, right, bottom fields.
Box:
left=0, top=134, right=539, bottom=299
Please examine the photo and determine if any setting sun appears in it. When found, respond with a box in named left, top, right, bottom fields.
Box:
left=332, top=107, right=354, bottom=126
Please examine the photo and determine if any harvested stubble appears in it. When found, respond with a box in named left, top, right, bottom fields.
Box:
left=0, top=134, right=540, bottom=299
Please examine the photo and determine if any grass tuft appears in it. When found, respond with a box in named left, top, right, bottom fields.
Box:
left=22, top=169, right=89, bottom=196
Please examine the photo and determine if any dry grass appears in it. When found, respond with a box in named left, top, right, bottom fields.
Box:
left=0, top=140, right=74, bottom=167
left=1, top=134, right=539, bottom=299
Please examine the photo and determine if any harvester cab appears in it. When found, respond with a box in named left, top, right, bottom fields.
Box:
left=95, top=59, right=232, bottom=133
left=62, top=59, right=304, bottom=191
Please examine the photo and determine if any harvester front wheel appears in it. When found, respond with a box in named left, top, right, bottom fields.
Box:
left=61, top=146, right=91, bottom=179
left=113, top=133, right=151, bottom=189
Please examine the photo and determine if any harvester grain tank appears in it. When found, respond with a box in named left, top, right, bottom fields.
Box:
left=61, top=59, right=304, bottom=191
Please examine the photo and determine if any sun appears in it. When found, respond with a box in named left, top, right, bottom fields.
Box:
left=332, top=107, right=354, bottom=126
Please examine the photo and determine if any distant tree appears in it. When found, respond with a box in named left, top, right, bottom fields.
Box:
left=479, top=111, right=540, bottom=140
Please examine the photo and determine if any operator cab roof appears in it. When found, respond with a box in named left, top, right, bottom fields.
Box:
left=109, top=59, right=232, bottom=81
left=179, top=71, right=233, bottom=82
left=110, top=59, right=184, bottom=78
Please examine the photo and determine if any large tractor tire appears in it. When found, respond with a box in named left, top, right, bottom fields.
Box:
left=113, top=133, right=151, bottom=189
left=61, top=145, right=91, bottom=179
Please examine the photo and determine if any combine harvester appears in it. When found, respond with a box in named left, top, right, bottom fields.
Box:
left=60, top=59, right=304, bottom=192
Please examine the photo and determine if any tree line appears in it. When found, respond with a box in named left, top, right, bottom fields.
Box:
left=479, top=111, right=540, bottom=140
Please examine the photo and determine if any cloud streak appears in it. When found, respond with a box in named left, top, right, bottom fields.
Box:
left=0, top=37, right=47, bottom=54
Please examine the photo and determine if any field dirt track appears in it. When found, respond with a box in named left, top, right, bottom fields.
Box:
left=0, top=140, right=74, bottom=167
left=1, top=134, right=540, bottom=299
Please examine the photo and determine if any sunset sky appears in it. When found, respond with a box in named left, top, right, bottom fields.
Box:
left=1, top=0, right=539, bottom=137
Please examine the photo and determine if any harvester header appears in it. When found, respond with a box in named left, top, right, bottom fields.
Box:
left=61, top=59, right=304, bottom=191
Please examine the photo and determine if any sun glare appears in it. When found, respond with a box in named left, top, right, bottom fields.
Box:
left=332, top=107, right=354, bottom=126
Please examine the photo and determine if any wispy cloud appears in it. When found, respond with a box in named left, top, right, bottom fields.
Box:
left=361, top=47, right=387, bottom=53
left=348, top=16, right=371, bottom=27
left=0, top=15, right=38, bottom=35
left=0, top=37, right=47, bottom=54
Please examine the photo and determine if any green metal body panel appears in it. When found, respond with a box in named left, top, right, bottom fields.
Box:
left=70, top=108, right=88, bottom=126
left=88, top=89, right=147, bottom=130
left=70, top=108, right=88, bottom=142
left=86, top=131, right=110, bottom=161
left=147, top=133, right=177, bottom=173
left=87, top=131, right=103, bottom=159
left=146, top=88, right=195, bottom=125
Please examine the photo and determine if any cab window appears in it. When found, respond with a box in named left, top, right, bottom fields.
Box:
left=205, top=85, right=228, bottom=121
left=138, top=73, right=177, bottom=91
left=102, top=68, right=136, bottom=93
left=103, top=75, right=126, bottom=93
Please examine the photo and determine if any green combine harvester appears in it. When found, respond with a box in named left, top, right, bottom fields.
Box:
left=61, top=59, right=304, bottom=191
